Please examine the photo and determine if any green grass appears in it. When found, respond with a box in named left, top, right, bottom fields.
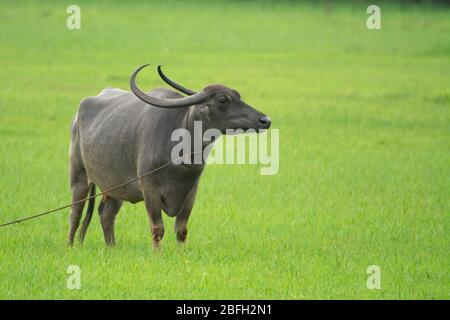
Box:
left=0, top=0, right=449, bottom=299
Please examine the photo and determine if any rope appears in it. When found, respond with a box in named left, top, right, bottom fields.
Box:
left=0, top=152, right=200, bottom=228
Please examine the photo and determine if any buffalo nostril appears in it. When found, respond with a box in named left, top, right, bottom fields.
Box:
left=259, top=115, right=272, bottom=127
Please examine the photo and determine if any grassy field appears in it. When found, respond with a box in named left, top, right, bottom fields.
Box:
left=0, top=0, right=449, bottom=299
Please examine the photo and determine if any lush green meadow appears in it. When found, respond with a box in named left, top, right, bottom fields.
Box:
left=0, top=0, right=449, bottom=299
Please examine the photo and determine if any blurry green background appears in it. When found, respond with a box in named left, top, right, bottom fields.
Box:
left=0, top=0, right=449, bottom=299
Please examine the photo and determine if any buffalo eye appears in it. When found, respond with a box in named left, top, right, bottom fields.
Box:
left=218, top=95, right=230, bottom=104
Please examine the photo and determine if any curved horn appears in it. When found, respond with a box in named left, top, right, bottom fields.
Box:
left=130, top=64, right=207, bottom=109
left=157, top=65, right=196, bottom=96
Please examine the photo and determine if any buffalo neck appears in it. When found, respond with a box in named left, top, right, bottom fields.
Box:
left=183, top=104, right=220, bottom=164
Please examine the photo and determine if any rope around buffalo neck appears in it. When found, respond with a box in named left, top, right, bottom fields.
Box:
left=0, top=152, right=202, bottom=228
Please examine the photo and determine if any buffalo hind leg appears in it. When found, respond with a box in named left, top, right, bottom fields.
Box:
left=143, top=192, right=164, bottom=249
left=175, top=186, right=198, bottom=244
left=99, top=195, right=122, bottom=246
left=68, top=180, right=90, bottom=246
left=68, top=145, right=90, bottom=246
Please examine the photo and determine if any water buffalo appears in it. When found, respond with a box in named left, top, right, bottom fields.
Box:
left=68, top=64, right=271, bottom=248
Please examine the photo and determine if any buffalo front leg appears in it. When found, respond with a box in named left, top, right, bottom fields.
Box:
left=175, top=186, right=198, bottom=244
left=143, top=192, right=164, bottom=249
left=99, top=195, right=123, bottom=247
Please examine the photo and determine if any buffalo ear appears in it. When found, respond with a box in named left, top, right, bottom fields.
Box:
left=199, top=105, right=211, bottom=121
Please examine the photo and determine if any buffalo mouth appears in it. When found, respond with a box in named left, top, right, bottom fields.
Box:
left=222, top=126, right=270, bottom=135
